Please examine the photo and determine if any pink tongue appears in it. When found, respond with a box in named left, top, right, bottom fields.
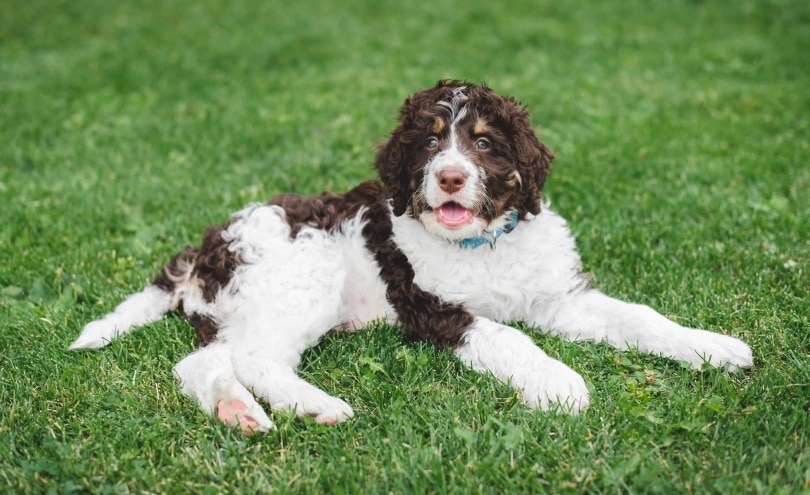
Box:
left=438, top=203, right=468, bottom=222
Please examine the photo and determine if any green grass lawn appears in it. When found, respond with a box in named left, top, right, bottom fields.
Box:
left=1, top=0, right=808, bottom=492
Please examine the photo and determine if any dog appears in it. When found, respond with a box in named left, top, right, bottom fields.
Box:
left=71, top=80, right=753, bottom=433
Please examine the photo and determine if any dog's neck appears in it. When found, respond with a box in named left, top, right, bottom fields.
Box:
left=457, top=211, right=520, bottom=250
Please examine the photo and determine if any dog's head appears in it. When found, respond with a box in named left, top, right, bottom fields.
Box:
left=375, top=80, right=554, bottom=241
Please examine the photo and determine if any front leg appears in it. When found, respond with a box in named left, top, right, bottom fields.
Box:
left=534, top=289, right=754, bottom=370
left=455, top=317, right=590, bottom=412
left=364, top=206, right=588, bottom=412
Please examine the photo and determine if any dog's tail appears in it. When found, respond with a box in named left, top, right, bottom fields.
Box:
left=69, top=284, right=174, bottom=350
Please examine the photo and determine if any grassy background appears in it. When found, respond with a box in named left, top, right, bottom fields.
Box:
left=1, top=0, right=808, bottom=493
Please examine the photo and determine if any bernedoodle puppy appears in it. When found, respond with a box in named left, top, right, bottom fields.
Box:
left=71, top=80, right=753, bottom=432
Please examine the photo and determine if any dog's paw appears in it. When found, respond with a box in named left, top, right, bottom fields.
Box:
left=301, top=395, right=355, bottom=425
left=216, top=397, right=274, bottom=434
left=681, top=330, right=754, bottom=371
left=69, top=320, right=117, bottom=349
left=455, top=318, right=590, bottom=414
left=522, top=359, right=590, bottom=414
left=267, top=385, right=355, bottom=425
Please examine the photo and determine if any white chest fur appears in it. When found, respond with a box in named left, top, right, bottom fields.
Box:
left=391, top=208, right=586, bottom=323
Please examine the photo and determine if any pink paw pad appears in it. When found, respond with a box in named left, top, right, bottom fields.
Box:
left=217, top=399, right=260, bottom=434
left=316, top=416, right=337, bottom=425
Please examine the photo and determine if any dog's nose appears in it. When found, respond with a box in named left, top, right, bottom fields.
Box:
left=438, top=168, right=467, bottom=194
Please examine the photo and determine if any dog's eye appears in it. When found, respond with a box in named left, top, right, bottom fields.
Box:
left=475, top=138, right=490, bottom=150
left=426, top=137, right=439, bottom=149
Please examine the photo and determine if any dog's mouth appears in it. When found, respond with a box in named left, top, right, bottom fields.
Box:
left=432, top=202, right=478, bottom=229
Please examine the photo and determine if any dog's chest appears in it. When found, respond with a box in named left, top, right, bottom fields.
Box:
left=390, top=210, right=584, bottom=321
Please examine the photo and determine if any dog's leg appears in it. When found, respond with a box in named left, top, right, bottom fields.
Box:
left=231, top=349, right=354, bottom=425
left=454, top=317, right=590, bottom=413
left=70, top=285, right=172, bottom=349
left=173, top=342, right=273, bottom=433
left=536, top=289, right=753, bottom=370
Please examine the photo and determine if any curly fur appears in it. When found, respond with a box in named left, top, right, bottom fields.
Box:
left=71, top=81, right=753, bottom=433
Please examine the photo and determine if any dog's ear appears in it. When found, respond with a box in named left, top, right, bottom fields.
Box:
left=374, top=83, right=467, bottom=217
left=374, top=125, right=410, bottom=217
left=516, top=128, right=554, bottom=216
left=375, top=91, right=431, bottom=217
left=507, top=99, right=555, bottom=216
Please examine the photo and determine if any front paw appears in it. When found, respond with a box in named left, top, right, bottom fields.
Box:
left=521, top=359, right=590, bottom=413
left=683, top=330, right=754, bottom=371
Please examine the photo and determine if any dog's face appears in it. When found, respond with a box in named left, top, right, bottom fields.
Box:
left=375, top=80, right=554, bottom=241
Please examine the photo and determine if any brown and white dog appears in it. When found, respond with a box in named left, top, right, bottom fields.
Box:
left=71, top=81, right=753, bottom=432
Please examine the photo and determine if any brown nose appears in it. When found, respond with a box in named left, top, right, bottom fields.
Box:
left=438, top=168, right=467, bottom=194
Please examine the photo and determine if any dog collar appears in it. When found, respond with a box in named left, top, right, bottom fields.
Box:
left=457, top=211, right=520, bottom=250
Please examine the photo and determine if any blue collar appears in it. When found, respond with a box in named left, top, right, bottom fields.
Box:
left=457, top=211, right=520, bottom=250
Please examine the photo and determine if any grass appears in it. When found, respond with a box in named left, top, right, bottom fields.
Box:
left=1, top=0, right=808, bottom=493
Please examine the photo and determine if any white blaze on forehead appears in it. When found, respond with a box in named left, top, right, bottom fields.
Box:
left=437, top=86, right=469, bottom=126
left=436, top=86, right=470, bottom=158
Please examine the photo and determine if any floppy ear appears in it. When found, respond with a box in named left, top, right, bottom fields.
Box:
left=375, top=91, right=428, bottom=217
left=373, top=127, right=410, bottom=217
left=373, top=83, right=453, bottom=217
left=514, top=119, right=555, bottom=216
left=517, top=127, right=554, bottom=215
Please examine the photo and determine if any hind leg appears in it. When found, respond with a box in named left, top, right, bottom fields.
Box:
left=219, top=221, right=354, bottom=423
left=181, top=209, right=354, bottom=425
left=232, top=348, right=354, bottom=425
left=173, top=342, right=273, bottom=433
left=70, top=285, right=172, bottom=349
